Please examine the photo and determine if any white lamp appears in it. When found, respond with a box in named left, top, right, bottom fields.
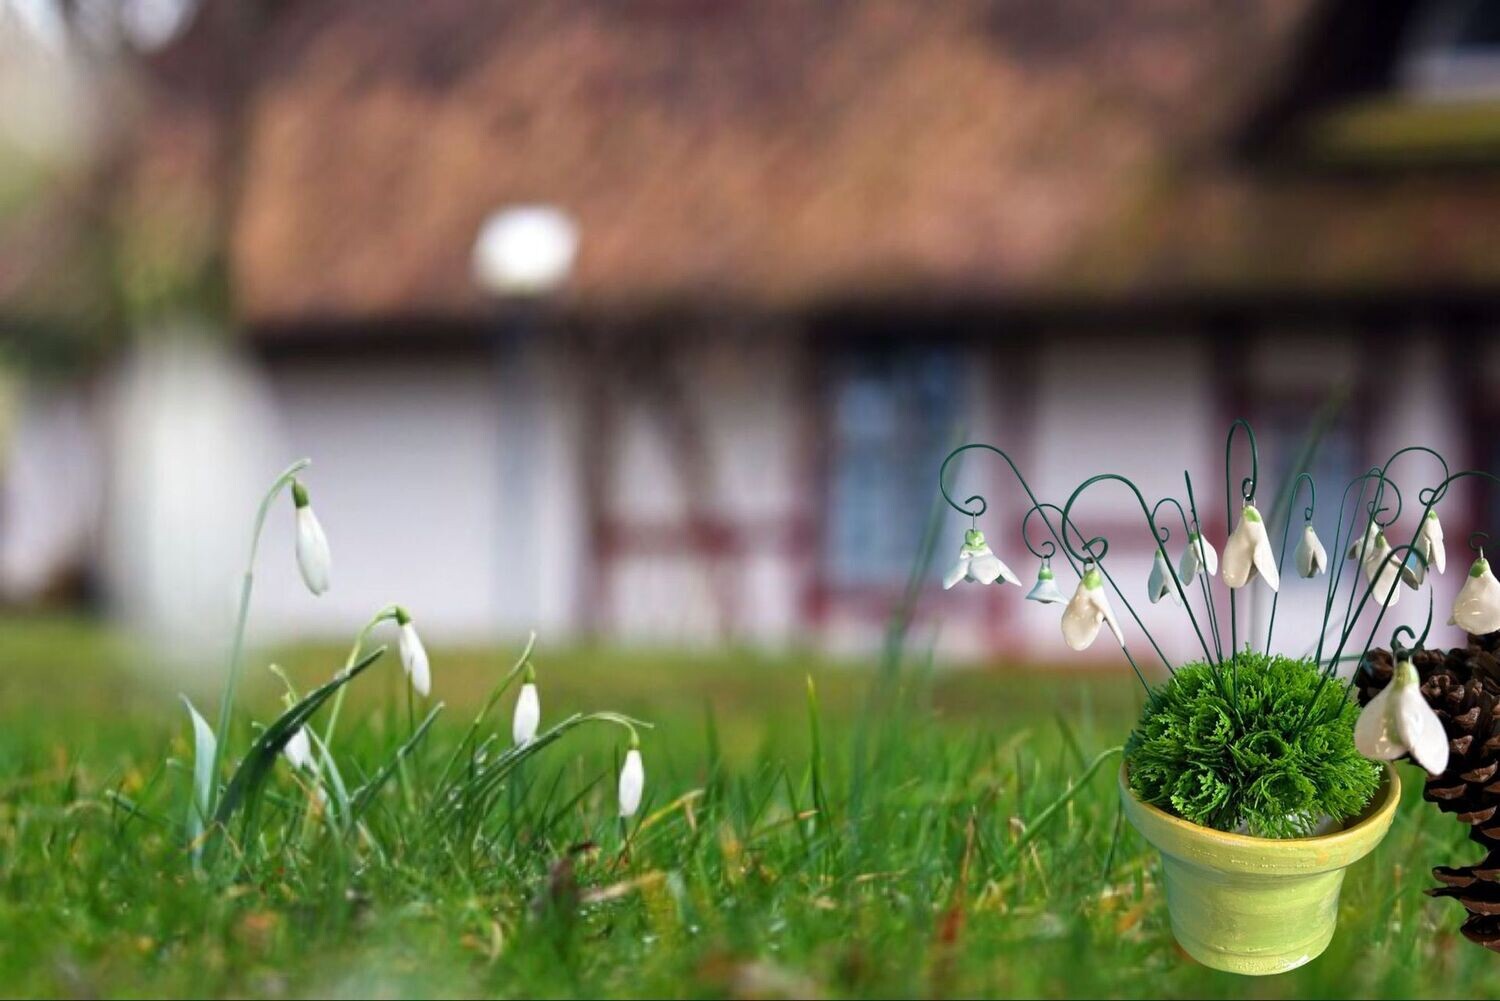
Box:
left=471, top=205, right=579, bottom=297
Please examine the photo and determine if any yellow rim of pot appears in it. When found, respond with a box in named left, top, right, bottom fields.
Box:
left=1119, top=762, right=1401, bottom=874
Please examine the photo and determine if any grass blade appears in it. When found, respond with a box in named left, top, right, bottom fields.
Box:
left=211, top=646, right=386, bottom=836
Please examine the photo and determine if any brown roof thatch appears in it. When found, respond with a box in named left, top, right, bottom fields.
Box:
left=135, top=0, right=1500, bottom=327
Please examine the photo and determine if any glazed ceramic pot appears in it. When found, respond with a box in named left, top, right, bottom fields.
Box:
left=1118, top=763, right=1400, bottom=976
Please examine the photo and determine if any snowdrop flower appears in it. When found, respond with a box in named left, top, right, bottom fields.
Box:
left=1025, top=556, right=1065, bottom=604
left=1295, top=523, right=1327, bottom=578
left=942, top=529, right=1020, bottom=589
left=395, top=607, right=431, bottom=696
left=1355, top=656, right=1449, bottom=776
left=618, top=742, right=645, bottom=818
left=284, top=726, right=315, bottom=772
left=1360, top=530, right=1417, bottom=607
left=1221, top=503, right=1279, bottom=591
left=1346, top=519, right=1381, bottom=561
left=1450, top=555, right=1500, bottom=636
left=1147, top=549, right=1182, bottom=605
left=1176, top=530, right=1217, bottom=585
left=292, top=480, right=331, bottom=596
left=1418, top=510, right=1446, bottom=576
left=513, top=665, right=540, bottom=746
left=1061, top=564, right=1124, bottom=651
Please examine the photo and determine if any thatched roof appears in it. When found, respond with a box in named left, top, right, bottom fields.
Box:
left=125, top=0, right=1500, bottom=328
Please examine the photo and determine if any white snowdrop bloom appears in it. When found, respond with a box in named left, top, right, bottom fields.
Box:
left=396, top=608, right=431, bottom=696
left=618, top=747, right=645, bottom=818
left=1295, top=523, right=1327, bottom=579
left=1061, top=564, right=1124, bottom=651
left=1418, top=510, right=1446, bottom=576
left=292, top=480, right=331, bottom=596
left=1147, top=549, right=1182, bottom=605
left=1360, top=531, right=1416, bottom=607
left=1221, top=503, right=1279, bottom=591
left=284, top=726, right=315, bottom=772
left=1450, top=556, right=1500, bottom=636
left=1355, top=657, right=1449, bottom=776
left=513, top=680, right=540, bottom=746
left=1025, top=556, right=1065, bottom=604
left=942, top=529, right=1020, bottom=589
left=1176, top=531, right=1218, bottom=585
left=1346, top=519, right=1382, bottom=561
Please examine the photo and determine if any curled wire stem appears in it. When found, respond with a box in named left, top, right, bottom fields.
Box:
left=1060, top=473, right=1215, bottom=671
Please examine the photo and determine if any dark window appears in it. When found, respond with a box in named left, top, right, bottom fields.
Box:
left=1254, top=411, right=1359, bottom=564
left=1401, top=0, right=1500, bottom=99
left=823, top=345, right=962, bottom=588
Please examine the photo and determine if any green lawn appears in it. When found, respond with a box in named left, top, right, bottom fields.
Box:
left=0, top=615, right=1495, bottom=998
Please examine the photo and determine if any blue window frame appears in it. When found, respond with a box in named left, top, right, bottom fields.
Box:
left=1254, top=411, right=1359, bottom=560
left=823, top=345, right=963, bottom=588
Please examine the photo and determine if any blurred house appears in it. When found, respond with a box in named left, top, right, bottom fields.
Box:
left=6, top=0, right=1500, bottom=663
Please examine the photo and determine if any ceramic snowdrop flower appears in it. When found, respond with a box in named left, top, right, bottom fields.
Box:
left=1221, top=503, right=1279, bottom=591
left=942, top=528, right=1020, bottom=589
left=1025, top=556, right=1065, bottom=604
left=1450, top=555, right=1500, bottom=635
left=284, top=726, right=315, bottom=772
left=1418, top=510, right=1446, bottom=576
left=1176, top=530, right=1217, bottom=585
left=291, top=480, right=331, bottom=596
left=1360, top=530, right=1416, bottom=607
left=395, top=607, right=431, bottom=696
left=1061, top=563, right=1124, bottom=651
left=1147, top=549, right=1182, bottom=605
left=1355, top=656, right=1449, bottom=776
left=1294, top=523, right=1327, bottom=579
left=618, top=742, right=645, bottom=818
left=513, top=665, right=540, bottom=746
left=1346, top=519, right=1381, bottom=561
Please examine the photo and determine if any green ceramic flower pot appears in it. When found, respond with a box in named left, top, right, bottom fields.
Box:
left=1118, top=763, right=1400, bottom=976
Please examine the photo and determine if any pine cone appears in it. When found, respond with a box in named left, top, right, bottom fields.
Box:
left=1357, top=635, right=1500, bottom=950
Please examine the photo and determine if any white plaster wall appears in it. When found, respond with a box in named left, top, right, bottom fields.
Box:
left=258, top=353, right=505, bottom=644
left=0, top=377, right=102, bottom=599
left=1019, top=335, right=1218, bottom=667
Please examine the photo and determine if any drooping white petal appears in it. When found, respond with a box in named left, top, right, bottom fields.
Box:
left=1295, top=523, right=1327, bottom=578
left=1177, top=532, right=1218, bottom=586
left=1361, top=534, right=1403, bottom=607
left=399, top=621, right=431, bottom=696
left=1354, top=680, right=1403, bottom=761
left=294, top=505, right=332, bottom=595
left=1222, top=504, right=1277, bottom=591
left=1395, top=681, right=1450, bottom=776
left=1251, top=516, right=1280, bottom=591
left=1419, top=511, right=1446, bottom=575
left=967, top=546, right=1017, bottom=586
left=1450, top=557, right=1500, bottom=635
left=1198, top=535, right=1219, bottom=576
left=1147, top=549, right=1181, bottom=605
left=942, top=552, right=971, bottom=590
left=284, top=726, right=315, bottom=772
left=1061, top=567, right=1123, bottom=651
left=513, top=682, right=540, bottom=746
left=1355, top=659, right=1448, bottom=776
left=965, top=549, right=1002, bottom=585
left=618, top=748, right=645, bottom=818
left=1025, top=558, right=1065, bottom=604
left=1347, top=519, right=1381, bottom=561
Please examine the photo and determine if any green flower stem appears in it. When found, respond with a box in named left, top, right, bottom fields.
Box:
left=323, top=604, right=401, bottom=746
left=208, top=458, right=309, bottom=818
